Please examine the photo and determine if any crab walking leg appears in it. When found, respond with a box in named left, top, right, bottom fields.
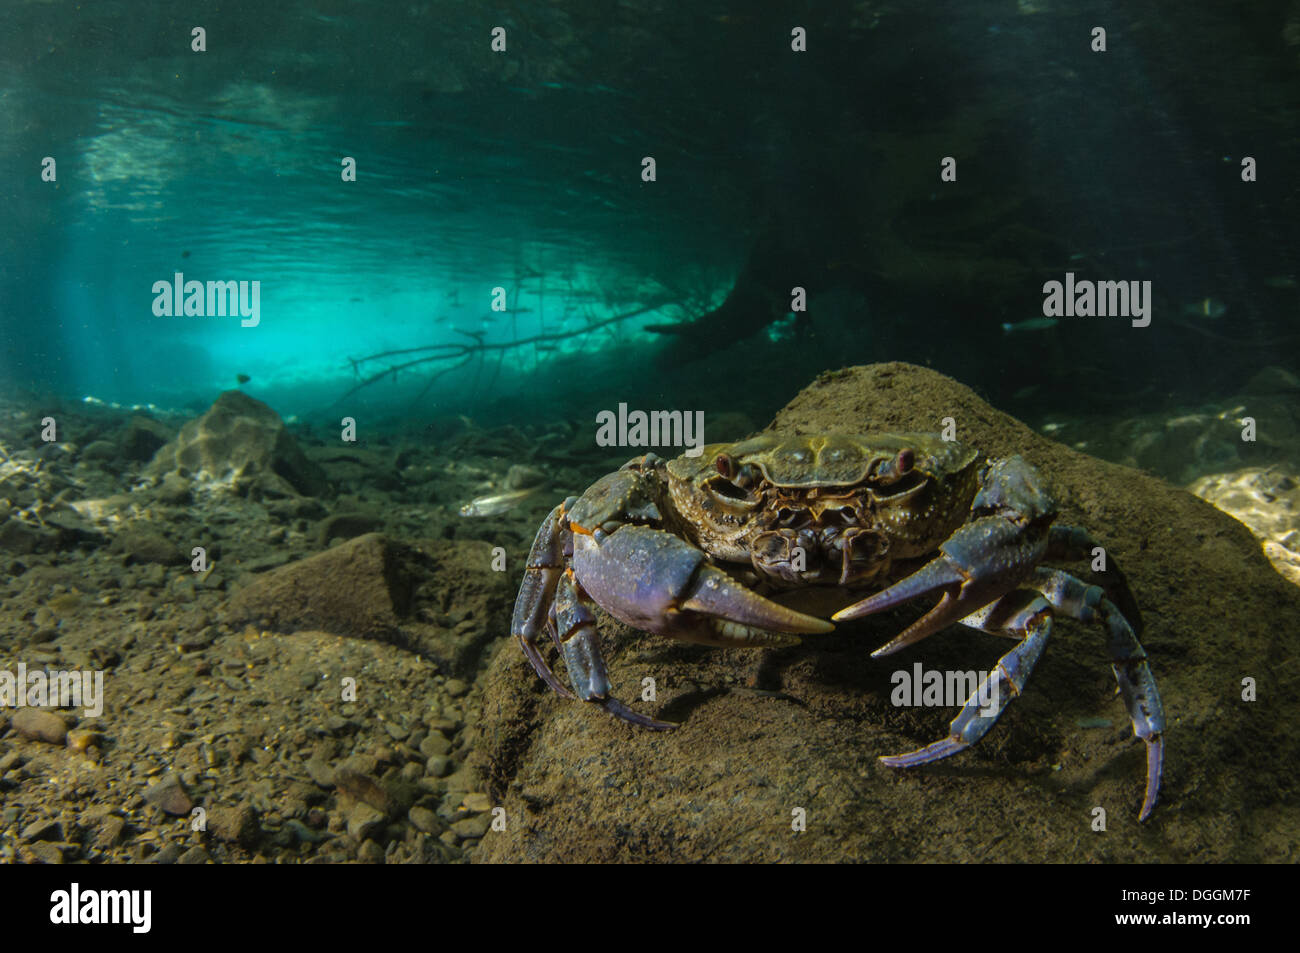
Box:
left=1046, top=525, right=1144, bottom=631
left=1034, top=568, right=1165, bottom=821
left=552, top=569, right=677, bottom=730
left=880, top=594, right=1053, bottom=769
left=885, top=567, right=1164, bottom=820
left=511, top=500, right=577, bottom=699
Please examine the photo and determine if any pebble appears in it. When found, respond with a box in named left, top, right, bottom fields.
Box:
left=305, top=756, right=336, bottom=789
left=208, top=804, right=260, bottom=846
left=66, top=729, right=103, bottom=754
left=408, top=805, right=439, bottom=833
left=450, top=814, right=491, bottom=839
left=27, top=842, right=64, bottom=864
left=286, top=819, right=332, bottom=844
left=142, top=772, right=194, bottom=816
left=443, top=679, right=469, bottom=698
left=419, top=732, right=451, bottom=758
left=114, top=530, right=182, bottom=565
left=424, top=755, right=451, bottom=778
left=12, top=709, right=69, bottom=745
left=334, top=767, right=390, bottom=813
left=356, top=839, right=386, bottom=864
left=177, top=845, right=212, bottom=864
left=152, top=843, right=182, bottom=864
left=157, top=473, right=192, bottom=504
left=21, top=818, right=62, bottom=842
left=346, top=802, right=386, bottom=841
left=442, top=766, right=478, bottom=794
left=461, top=792, right=492, bottom=813
left=177, top=626, right=216, bottom=652
left=95, top=815, right=126, bottom=849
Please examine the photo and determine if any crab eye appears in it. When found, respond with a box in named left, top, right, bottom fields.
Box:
left=715, top=453, right=735, bottom=478
left=896, top=448, right=914, bottom=474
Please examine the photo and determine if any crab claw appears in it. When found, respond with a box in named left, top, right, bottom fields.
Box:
left=574, top=524, right=833, bottom=640
left=834, top=514, right=1048, bottom=656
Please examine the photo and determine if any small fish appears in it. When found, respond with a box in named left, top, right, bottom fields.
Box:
left=236, top=373, right=251, bottom=384
left=181, top=250, right=191, bottom=259
left=1075, top=717, right=1113, bottom=730
left=1264, top=276, right=1296, bottom=289
left=459, top=486, right=541, bottom=517
left=1183, top=297, right=1226, bottom=319
left=1001, top=317, right=1060, bottom=334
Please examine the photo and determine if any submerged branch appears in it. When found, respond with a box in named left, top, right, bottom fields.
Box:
left=336, top=301, right=672, bottom=404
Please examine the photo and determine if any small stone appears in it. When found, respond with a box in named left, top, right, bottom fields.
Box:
left=81, top=440, right=118, bottom=463
left=143, top=772, right=194, bottom=816
left=27, top=841, right=64, bottom=864
left=176, top=626, right=215, bottom=652
left=305, top=757, right=336, bottom=789
left=443, top=678, right=468, bottom=698
left=152, top=843, right=182, bottom=864
left=95, top=815, right=126, bottom=849
left=67, top=729, right=103, bottom=753
left=12, top=709, right=68, bottom=745
left=450, top=814, right=491, bottom=839
left=333, top=767, right=391, bottom=813
left=177, top=845, right=212, bottom=864
left=505, top=464, right=546, bottom=490
left=442, top=766, right=478, bottom=794
left=356, top=839, right=386, bottom=864
left=408, top=805, right=439, bottom=834
left=346, top=802, right=386, bottom=841
left=0, top=751, right=24, bottom=773
left=21, top=818, right=62, bottom=842
left=208, top=804, right=260, bottom=847
left=424, top=755, right=451, bottom=778
left=315, top=512, right=384, bottom=547
left=112, top=530, right=183, bottom=566
left=461, top=792, right=492, bottom=813
left=156, top=473, right=192, bottom=504
left=419, top=732, right=451, bottom=758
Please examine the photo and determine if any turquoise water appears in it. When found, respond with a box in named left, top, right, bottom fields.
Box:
left=2, top=1, right=1297, bottom=424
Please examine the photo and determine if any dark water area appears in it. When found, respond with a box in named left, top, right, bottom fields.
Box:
left=0, top=0, right=1297, bottom=872
left=2, top=0, right=1297, bottom=426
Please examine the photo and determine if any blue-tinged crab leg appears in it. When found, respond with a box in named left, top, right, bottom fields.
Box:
left=1034, top=568, right=1165, bottom=821
left=512, top=500, right=577, bottom=699
left=1047, top=525, right=1145, bottom=631
left=553, top=568, right=677, bottom=730
left=880, top=593, right=1052, bottom=768
left=882, top=568, right=1164, bottom=821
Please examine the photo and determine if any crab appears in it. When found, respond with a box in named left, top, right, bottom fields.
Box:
left=512, top=433, right=1165, bottom=820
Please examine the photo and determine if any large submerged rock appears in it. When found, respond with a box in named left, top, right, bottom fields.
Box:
left=224, top=533, right=514, bottom=676
left=145, top=390, right=328, bottom=498
left=472, top=363, right=1300, bottom=863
